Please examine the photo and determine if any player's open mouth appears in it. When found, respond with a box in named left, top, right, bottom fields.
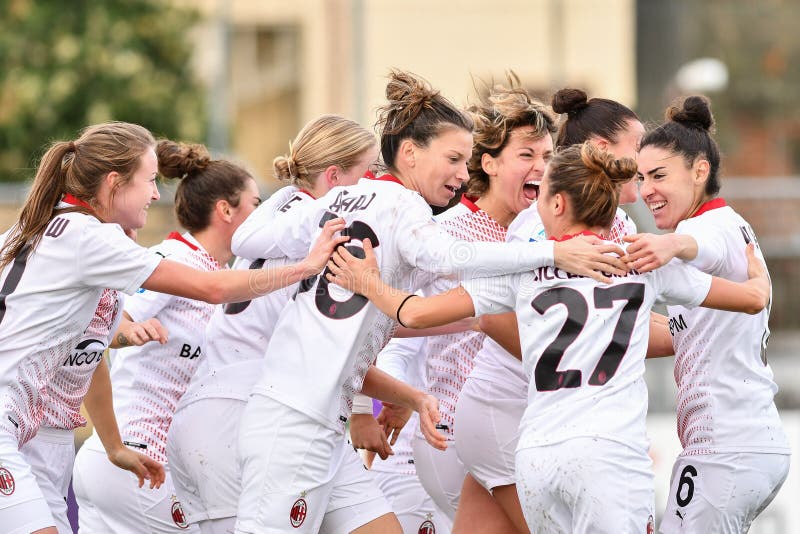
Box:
left=444, top=185, right=458, bottom=196
left=523, top=181, right=539, bottom=201
left=648, top=200, right=666, bottom=213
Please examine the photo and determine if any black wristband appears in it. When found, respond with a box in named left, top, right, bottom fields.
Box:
left=396, top=294, right=418, bottom=328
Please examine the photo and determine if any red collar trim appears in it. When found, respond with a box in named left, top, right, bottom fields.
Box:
left=549, top=230, right=605, bottom=242
left=62, top=194, right=93, bottom=211
left=691, top=198, right=727, bottom=218
left=373, top=173, right=405, bottom=187
left=297, top=188, right=316, bottom=199
left=363, top=170, right=376, bottom=180
left=459, top=195, right=481, bottom=213
left=166, top=231, right=200, bottom=251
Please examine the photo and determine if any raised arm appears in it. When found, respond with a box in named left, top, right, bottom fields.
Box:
left=144, top=218, right=348, bottom=304
left=700, top=244, right=770, bottom=314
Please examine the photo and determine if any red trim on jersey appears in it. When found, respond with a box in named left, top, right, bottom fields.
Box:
left=363, top=170, right=376, bottom=180
left=459, top=195, right=481, bottom=213
left=690, top=197, right=727, bottom=218
left=549, top=230, right=605, bottom=242
left=62, top=194, right=93, bottom=211
left=297, top=189, right=316, bottom=199
left=166, top=232, right=200, bottom=251
left=373, top=173, right=405, bottom=186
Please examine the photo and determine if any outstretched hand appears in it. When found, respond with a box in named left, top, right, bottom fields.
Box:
left=553, top=235, right=628, bottom=283
left=623, top=233, right=675, bottom=273
left=326, top=237, right=381, bottom=297
left=303, top=218, right=350, bottom=275
left=118, top=318, right=169, bottom=347
left=107, top=446, right=165, bottom=489
left=376, top=402, right=412, bottom=446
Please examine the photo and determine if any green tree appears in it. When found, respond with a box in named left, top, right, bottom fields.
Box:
left=0, top=0, right=206, bottom=182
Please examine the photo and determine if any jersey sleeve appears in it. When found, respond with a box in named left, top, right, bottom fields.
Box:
left=231, top=187, right=299, bottom=260
left=461, top=274, right=519, bottom=316
left=651, top=259, right=713, bottom=309
left=396, top=197, right=554, bottom=278
left=676, top=218, right=726, bottom=273
left=77, top=222, right=162, bottom=295
left=376, top=336, right=426, bottom=383
left=232, top=194, right=319, bottom=260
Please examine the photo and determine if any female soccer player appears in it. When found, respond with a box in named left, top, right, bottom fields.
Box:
left=325, top=141, right=771, bottom=533
left=232, top=70, right=627, bottom=534
left=72, top=139, right=265, bottom=533
left=409, top=81, right=556, bottom=531
left=0, top=122, right=346, bottom=534
left=167, top=115, right=378, bottom=534
left=454, top=87, right=647, bottom=533
left=626, top=96, right=791, bottom=533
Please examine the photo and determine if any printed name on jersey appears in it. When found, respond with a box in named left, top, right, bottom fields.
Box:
left=63, top=338, right=106, bottom=366
left=44, top=217, right=70, bottom=238
left=532, top=265, right=640, bottom=283
left=179, top=343, right=202, bottom=359
left=328, top=190, right=377, bottom=213
left=669, top=314, right=688, bottom=336
left=279, top=195, right=306, bottom=213
left=739, top=224, right=759, bottom=246
left=0, top=466, right=15, bottom=495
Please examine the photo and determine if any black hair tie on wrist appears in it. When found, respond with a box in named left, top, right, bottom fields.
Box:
left=396, top=294, right=418, bottom=328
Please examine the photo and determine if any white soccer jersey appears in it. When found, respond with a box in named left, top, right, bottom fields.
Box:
left=97, top=232, right=221, bottom=463
left=470, top=204, right=637, bottom=396
left=232, top=185, right=313, bottom=261
left=667, top=199, right=789, bottom=455
left=0, top=207, right=161, bottom=445
left=41, top=289, right=123, bottom=430
left=422, top=197, right=507, bottom=438
left=180, top=186, right=309, bottom=407
left=464, top=239, right=712, bottom=454
left=245, top=174, right=555, bottom=432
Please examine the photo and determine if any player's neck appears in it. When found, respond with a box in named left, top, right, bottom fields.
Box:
left=191, top=229, right=232, bottom=267
left=550, top=222, right=606, bottom=241
left=475, top=194, right=515, bottom=228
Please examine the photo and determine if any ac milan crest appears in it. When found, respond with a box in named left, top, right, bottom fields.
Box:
left=171, top=501, right=189, bottom=529
left=290, top=498, right=308, bottom=528
left=0, top=467, right=14, bottom=496
left=646, top=514, right=655, bottom=534
left=419, top=519, right=436, bottom=534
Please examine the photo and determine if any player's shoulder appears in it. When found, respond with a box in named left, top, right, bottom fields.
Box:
left=508, top=203, right=545, bottom=243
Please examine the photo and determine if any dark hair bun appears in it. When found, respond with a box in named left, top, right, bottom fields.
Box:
left=156, top=140, right=211, bottom=179
left=666, top=95, right=714, bottom=132
left=381, top=70, right=440, bottom=135
left=552, top=88, right=589, bottom=115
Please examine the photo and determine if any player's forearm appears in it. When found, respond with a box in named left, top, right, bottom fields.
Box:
left=479, top=312, right=522, bottom=360
left=360, top=366, right=424, bottom=411
left=646, top=313, right=674, bottom=358
left=83, top=358, right=126, bottom=456
left=669, top=233, right=698, bottom=262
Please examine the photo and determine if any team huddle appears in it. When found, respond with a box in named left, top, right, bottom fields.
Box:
left=0, top=70, right=790, bottom=534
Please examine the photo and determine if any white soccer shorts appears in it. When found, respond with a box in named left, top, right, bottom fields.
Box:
left=411, top=434, right=466, bottom=520
left=372, top=469, right=452, bottom=534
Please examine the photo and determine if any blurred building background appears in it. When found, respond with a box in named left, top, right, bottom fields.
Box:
left=1, top=1, right=798, bottom=531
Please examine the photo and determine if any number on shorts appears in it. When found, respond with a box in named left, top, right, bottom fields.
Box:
left=223, top=258, right=266, bottom=315
left=296, top=212, right=380, bottom=320
left=675, top=464, right=697, bottom=507
left=531, top=282, right=645, bottom=391
left=0, top=244, right=32, bottom=326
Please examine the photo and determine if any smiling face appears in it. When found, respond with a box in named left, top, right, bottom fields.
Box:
left=484, top=127, right=554, bottom=215
left=637, top=145, right=709, bottom=230
left=109, top=147, right=160, bottom=230
left=409, top=127, right=473, bottom=207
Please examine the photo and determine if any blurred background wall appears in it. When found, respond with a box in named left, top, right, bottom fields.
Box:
left=1, top=1, right=798, bottom=531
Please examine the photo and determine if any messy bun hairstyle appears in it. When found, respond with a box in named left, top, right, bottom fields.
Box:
left=376, top=70, right=473, bottom=170
left=640, top=95, right=721, bottom=196
left=157, top=140, right=253, bottom=233
left=552, top=88, right=640, bottom=149
left=273, top=114, right=376, bottom=189
left=546, top=142, right=638, bottom=229
left=467, top=78, right=556, bottom=196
